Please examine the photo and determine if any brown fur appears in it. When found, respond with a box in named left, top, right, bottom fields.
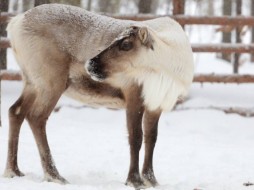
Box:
left=4, top=4, right=169, bottom=189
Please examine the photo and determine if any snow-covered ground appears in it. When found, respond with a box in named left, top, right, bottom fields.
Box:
left=1, top=49, right=254, bottom=190
left=1, top=2, right=254, bottom=189
left=1, top=78, right=254, bottom=190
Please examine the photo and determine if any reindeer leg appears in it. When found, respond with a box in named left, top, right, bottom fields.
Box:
left=4, top=86, right=35, bottom=178
left=26, top=84, right=68, bottom=184
left=124, top=86, right=145, bottom=189
left=142, top=109, right=161, bottom=187
left=27, top=115, right=67, bottom=184
left=24, top=57, right=69, bottom=184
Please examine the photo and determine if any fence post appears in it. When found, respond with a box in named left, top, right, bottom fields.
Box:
left=0, top=0, right=9, bottom=127
left=234, top=0, right=242, bottom=73
left=173, top=0, right=185, bottom=28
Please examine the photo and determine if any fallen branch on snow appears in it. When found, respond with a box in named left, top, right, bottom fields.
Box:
left=243, top=182, right=254, bottom=186
left=175, top=106, right=254, bottom=117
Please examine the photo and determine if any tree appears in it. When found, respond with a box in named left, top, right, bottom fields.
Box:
left=166, top=0, right=172, bottom=14
left=138, top=0, right=152, bottom=13
left=87, top=0, right=92, bottom=11
left=9, top=0, right=19, bottom=13
left=172, top=0, right=185, bottom=28
left=98, top=0, right=120, bottom=13
left=234, top=0, right=242, bottom=73
left=207, top=0, right=214, bottom=16
left=49, top=0, right=81, bottom=7
left=251, top=0, right=254, bottom=62
left=0, top=0, right=8, bottom=70
left=35, top=0, right=50, bottom=6
left=221, top=0, right=232, bottom=62
left=23, top=0, right=34, bottom=11
left=0, top=0, right=9, bottom=127
left=150, top=0, right=159, bottom=14
left=173, top=0, right=185, bottom=15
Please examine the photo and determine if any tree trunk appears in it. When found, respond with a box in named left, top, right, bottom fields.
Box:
left=98, top=0, right=111, bottom=12
left=173, top=0, right=185, bottom=28
left=166, top=0, right=172, bottom=14
left=9, top=0, right=19, bottom=12
left=49, top=0, right=81, bottom=7
left=221, top=0, right=232, bottom=62
left=173, top=0, right=185, bottom=15
left=23, top=0, right=34, bottom=11
left=0, top=0, right=8, bottom=70
left=207, top=0, right=214, bottom=16
left=138, top=0, right=152, bottom=13
left=251, top=0, right=254, bottom=62
left=0, top=0, right=8, bottom=127
left=35, top=0, right=50, bottom=6
left=98, top=0, right=120, bottom=13
left=87, top=0, right=92, bottom=11
left=233, top=0, right=242, bottom=73
left=150, top=0, right=159, bottom=14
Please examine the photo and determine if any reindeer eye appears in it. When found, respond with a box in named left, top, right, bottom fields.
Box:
left=120, top=41, right=133, bottom=51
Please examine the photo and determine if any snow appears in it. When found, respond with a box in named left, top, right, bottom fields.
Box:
left=1, top=51, right=254, bottom=190
left=1, top=2, right=254, bottom=190
left=1, top=79, right=254, bottom=190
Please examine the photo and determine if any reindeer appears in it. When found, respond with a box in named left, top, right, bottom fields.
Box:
left=4, top=4, right=194, bottom=189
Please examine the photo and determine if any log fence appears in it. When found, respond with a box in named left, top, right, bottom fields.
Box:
left=1, top=10, right=254, bottom=83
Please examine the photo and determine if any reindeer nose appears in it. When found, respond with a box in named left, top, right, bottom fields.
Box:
left=86, top=59, right=98, bottom=73
left=85, top=59, right=106, bottom=82
left=89, top=59, right=97, bottom=67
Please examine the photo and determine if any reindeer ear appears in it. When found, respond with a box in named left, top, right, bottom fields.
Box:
left=138, top=27, right=154, bottom=50
left=138, top=27, right=149, bottom=43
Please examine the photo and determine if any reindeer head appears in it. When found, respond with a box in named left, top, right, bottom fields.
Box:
left=85, top=26, right=154, bottom=86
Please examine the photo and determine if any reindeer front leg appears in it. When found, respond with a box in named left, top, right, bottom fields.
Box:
left=125, top=86, right=145, bottom=189
left=142, top=109, right=161, bottom=187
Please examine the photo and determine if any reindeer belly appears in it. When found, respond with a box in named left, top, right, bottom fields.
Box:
left=64, top=71, right=126, bottom=109
left=64, top=88, right=125, bottom=109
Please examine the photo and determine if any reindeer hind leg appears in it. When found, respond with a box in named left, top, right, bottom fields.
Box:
left=25, top=70, right=69, bottom=184
left=4, top=85, right=36, bottom=178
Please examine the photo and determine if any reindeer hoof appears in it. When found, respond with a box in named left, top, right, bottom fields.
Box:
left=125, top=175, right=147, bottom=189
left=125, top=180, right=147, bottom=190
left=142, top=173, right=158, bottom=187
left=3, top=168, right=25, bottom=178
left=142, top=176, right=158, bottom=188
left=44, top=174, right=69, bottom=184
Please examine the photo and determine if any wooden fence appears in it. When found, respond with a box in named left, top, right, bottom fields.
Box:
left=1, top=10, right=254, bottom=83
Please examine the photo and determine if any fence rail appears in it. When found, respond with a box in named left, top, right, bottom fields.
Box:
left=0, top=12, right=15, bottom=23
left=2, top=38, right=254, bottom=53
left=112, top=15, right=254, bottom=26
left=191, top=43, right=254, bottom=53
left=1, top=70, right=254, bottom=83
left=2, top=12, right=254, bottom=26
left=0, top=37, right=10, bottom=49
